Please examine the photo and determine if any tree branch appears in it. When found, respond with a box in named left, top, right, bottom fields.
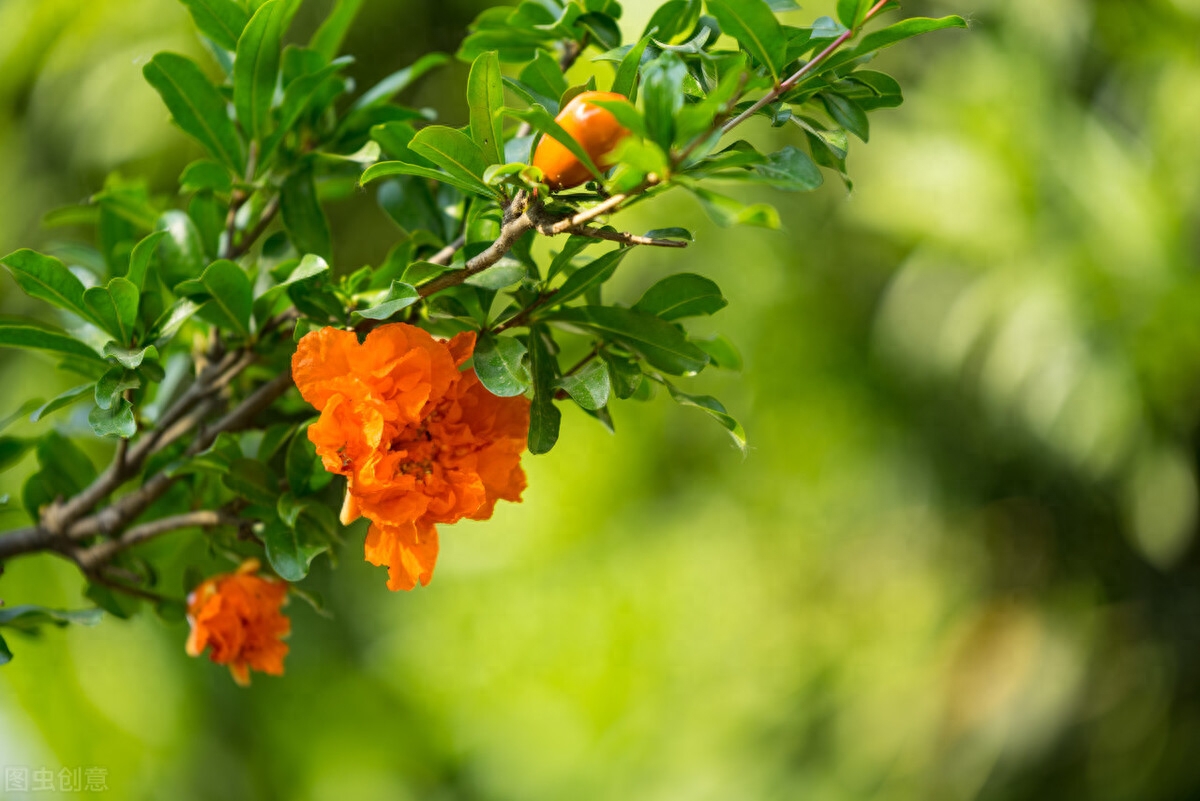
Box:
left=76, top=510, right=241, bottom=571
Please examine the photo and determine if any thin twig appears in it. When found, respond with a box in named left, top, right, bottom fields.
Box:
left=226, top=194, right=281, bottom=261
left=558, top=224, right=687, bottom=248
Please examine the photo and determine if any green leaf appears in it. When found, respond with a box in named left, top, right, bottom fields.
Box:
left=820, top=16, right=967, bottom=74
left=29, top=384, right=91, bottom=422
left=633, top=273, right=727, bottom=320
left=104, top=342, right=160, bottom=369
left=502, top=105, right=604, bottom=185
left=351, top=280, right=418, bottom=322
left=753, top=145, right=823, bottom=190
left=253, top=254, right=329, bottom=322
left=0, top=399, right=43, bottom=433
left=836, top=0, right=873, bottom=29
left=280, top=164, right=333, bottom=260
left=88, top=399, right=136, bottom=439
left=261, top=57, right=354, bottom=163
left=126, top=231, right=168, bottom=292
left=95, top=367, right=140, bottom=411
left=467, top=51, right=506, bottom=166
left=662, top=379, right=747, bottom=454
left=180, top=159, right=233, bottom=194
left=465, top=261, right=526, bottom=290
left=641, top=0, right=701, bottom=43
left=683, top=183, right=781, bottom=228
left=821, top=93, right=869, bottom=142
left=555, top=359, right=610, bottom=410
left=548, top=235, right=598, bottom=281
left=284, top=428, right=331, bottom=496
left=0, top=633, right=10, bottom=665
left=612, top=33, right=653, bottom=100
left=0, top=320, right=104, bottom=363
left=640, top=52, right=687, bottom=149
left=601, top=350, right=643, bottom=398
left=518, top=51, right=568, bottom=112
left=362, top=160, right=495, bottom=198
left=706, top=0, right=786, bottom=81
left=548, top=247, right=631, bottom=309
left=156, top=210, right=207, bottom=288
left=309, top=0, right=364, bottom=60
left=223, top=457, right=279, bottom=507
left=408, top=125, right=498, bottom=198
left=234, top=0, right=295, bottom=144
left=547, top=306, right=709, bottom=375
left=527, top=326, right=561, bottom=454
left=143, top=52, right=245, bottom=173
left=83, top=278, right=139, bottom=344
left=180, top=0, right=250, bottom=51
left=474, top=332, right=531, bottom=397
left=263, top=518, right=328, bottom=581
left=180, top=260, right=253, bottom=335
left=1, top=249, right=95, bottom=325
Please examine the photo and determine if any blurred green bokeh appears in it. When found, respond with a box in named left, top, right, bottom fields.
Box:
left=3, top=0, right=1200, bottom=798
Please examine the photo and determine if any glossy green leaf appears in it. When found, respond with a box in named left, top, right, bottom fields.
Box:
left=633, top=273, right=727, bottom=320
left=143, top=52, right=245, bottom=172
left=1, top=249, right=95, bottom=324
left=234, top=0, right=295, bottom=144
left=83, top=278, right=139, bottom=344
left=555, top=359, right=610, bottom=410
left=641, top=0, right=700, bottom=42
left=285, top=428, right=331, bottom=495
left=351, top=280, right=418, bottom=322
left=640, top=52, right=687, bottom=149
left=94, top=367, right=139, bottom=411
left=467, top=51, right=505, bottom=166
left=527, top=326, right=561, bottom=454
left=88, top=399, right=136, bottom=438
left=601, top=350, right=643, bottom=399
left=836, top=0, right=873, bottom=29
left=707, top=0, right=787, bottom=81
left=156, top=210, right=207, bottom=288
left=408, top=125, right=499, bottom=198
left=612, top=33, right=653, bottom=100
left=0, top=321, right=103, bottom=363
left=180, top=0, right=250, bottom=51
left=126, top=231, right=168, bottom=292
left=547, top=306, right=709, bottom=375
left=263, top=518, right=328, bottom=582
left=465, top=261, right=526, bottom=290
left=104, top=342, right=160, bottom=369
left=518, top=51, right=568, bottom=112
left=474, top=332, right=532, bottom=397
left=179, top=260, right=253, bottom=335
left=822, top=93, right=869, bottom=142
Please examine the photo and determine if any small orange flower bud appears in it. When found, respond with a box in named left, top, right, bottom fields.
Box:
left=185, top=558, right=290, bottom=686
left=532, top=90, right=632, bottom=190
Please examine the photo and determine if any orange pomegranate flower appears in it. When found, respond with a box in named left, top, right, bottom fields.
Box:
left=292, top=323, right=530, bottom=591
left=185, top=558, right=290, bottom=686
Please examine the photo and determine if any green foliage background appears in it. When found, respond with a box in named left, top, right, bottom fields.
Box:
left=3, top=0, right=1200, bottom=798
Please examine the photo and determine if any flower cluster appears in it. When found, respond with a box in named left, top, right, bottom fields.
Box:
left=185, top=558, right=290, bottom=686
left=292, top=323, right=530, bottom=590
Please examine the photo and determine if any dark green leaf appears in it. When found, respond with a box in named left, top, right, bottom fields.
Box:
left=263, top=518, right=328, bottom=581
left=642, top=0, right=701, bottom=43
left=1, top=249, right=95, bottom=325
left=836, top=0, right=873, bottom=29
left=94, top=367, right=139, bottom=411
left=752, top=145, right=823, bottom=190
left=706, top=0, right=786, bottom=81
left=126, top=230, right=168, bottom=292
left=0, top=437, right=35, bottom=474
left=180, top=0, right=250, bottom=51
left=143, top=52, right=245, bottom=172
left=640, top=52, right=687, bottom=149
left=518, top=51, right=568, bottom=112
left=547, top=306, right=709, bottom=375
left=223, top=457, right=279, bottom=507
left=467, top=51, right=506, bottom=166
left=284, top=427, right=331, bottom=495
left=474, top=332, right=531, bottom=397
left=527, top=326, right=561, bottom=454
left=179, top=160, right=233, bottom=194
left=821, top=92, right=869, bottom=142
left=234, top=0, right=295, bottom=144
left=30, top=384, right=91, bottom=422
left=281, top=164, right=333, bottom=260
left=156, top=211, right=207, bottom=287
left=633, top=273, right=727, bottom=320
left=555, top=359, right=610, bottom=410
left=601, top=350, right=643, bottom=398
left=179, top=260, right=253, bottom=335
left=612, top=33, right=653, bottom=100
left=0, top=320, right=104, bottom=363
left=407, top=125, right=501, bottom=198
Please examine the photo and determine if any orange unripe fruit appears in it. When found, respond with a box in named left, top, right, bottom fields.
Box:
left=532, top=91, right=631, bottom=190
